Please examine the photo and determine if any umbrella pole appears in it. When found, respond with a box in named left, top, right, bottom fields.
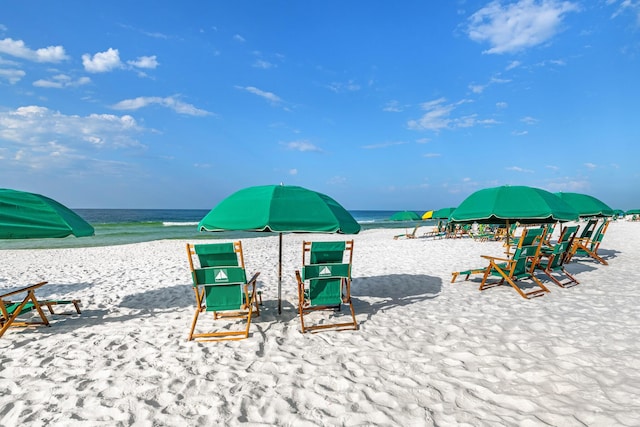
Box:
left=506, top=219, right=511, bottom=258
left=278, top=232, right=283, bottom=314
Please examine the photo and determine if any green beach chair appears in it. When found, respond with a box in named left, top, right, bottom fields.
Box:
left=186, top=241, right=260, bottom=341
left=0, top=282, right=50, bottom=338
left=294, top=240, right=357, bottom=333
left=478, top=226, right=549, bottom=299
left=536, top=225, right=580, bottom=288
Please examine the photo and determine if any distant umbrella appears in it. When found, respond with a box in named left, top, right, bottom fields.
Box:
left=389, top=211, right=421, bottom=221
left=0, top=188, right=94, bottom=239
left=432, top=207, right=457, bottom=220
left=554, top=192, right=614, bottom=217
left=422, top=210, right=433, bottom=220
left=625, top=209, right=640, bottom=215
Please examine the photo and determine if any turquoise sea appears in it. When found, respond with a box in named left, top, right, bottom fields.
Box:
left=1, top=209, right=433, bottom=250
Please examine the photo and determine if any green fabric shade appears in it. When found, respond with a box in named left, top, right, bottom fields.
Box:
left=389, top=211, right=421, bottom=221
left=432, top=207, right=457, bottom=219
left=0, top=188, right=94, bottom=239
left=554, top=192, right=614, bottom=217
left=198, top=184, right=360, bottom=314
left=450, top=185, right=579, bottom=224
left=198, top=185, right=360, bottom=234
left=625, top=209, right=640, bottom=215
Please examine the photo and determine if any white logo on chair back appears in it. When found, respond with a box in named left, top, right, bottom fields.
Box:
left=319, top=266, right=332, bottom=276
left=215, top=269, right=228, bottom=282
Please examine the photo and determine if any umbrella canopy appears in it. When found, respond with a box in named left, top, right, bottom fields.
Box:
left=625, top=209, right=640, bottom=215
left=422, top=210, right=433, bottom=220
left=199, top=185, right=360, bottom=234
left=432, top=207, right=457, bottom=220
left=554, top=192, right=614, bottom=217
left=0, top=188, right=94, bottom=239
left=450, top=185, right=579, bottom=225
left=389, top=211, right=421, bottom=221
left=198, top=185, right=360, bottom=313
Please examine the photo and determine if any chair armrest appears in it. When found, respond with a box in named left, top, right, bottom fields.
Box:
left=246, top=272, right=260, bottom=285
left=0, top=281, right=48, bottom=299
left=480, top=255, right=511, bottom=263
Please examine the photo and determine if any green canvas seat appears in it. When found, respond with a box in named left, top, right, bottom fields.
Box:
left=186, top=241, right=260, bottom=341
left=536, top=225, right=580, bottom=288
left=1, top=282, right=50, bottom=338
left=294, top=240, right=357, bottom=333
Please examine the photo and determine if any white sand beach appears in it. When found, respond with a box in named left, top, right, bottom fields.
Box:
left=2, top=221, right=640, bottom=426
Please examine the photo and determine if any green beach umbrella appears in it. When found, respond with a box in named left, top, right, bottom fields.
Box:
left=554, top=192, right=614, bottom=217
left=0, top=188, right=94, bottom=239
left=389, top=211, right=421, bottom=221
left=625, top=209, right=640, bottom=215
left=198, top=184, right=360, bottom=313
left=450, top=185, right=579, bottom=249
left=432, top=207, right=457, bottom=220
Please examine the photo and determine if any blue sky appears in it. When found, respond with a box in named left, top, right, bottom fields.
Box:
left=1, top=1, right=639, bottom=211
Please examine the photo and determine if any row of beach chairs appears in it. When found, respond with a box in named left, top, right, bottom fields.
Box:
left=450, top=218, right=610, bottom=299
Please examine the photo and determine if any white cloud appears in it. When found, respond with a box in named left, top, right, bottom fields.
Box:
left=289, top=168, right=298, bottom=175
left=467, top=0, right=580, bottom=54
left=33, top=74, right=91, bottom=88
left=0, top=68, right=25, bottom=84
left=253, top=59, right=274, bottom=69
left=111, top=96, right=211, bottom=116
left=327, top=80, right=361, bottom=93
left=383, top=100, right=403, bottom=112
left=408, top=98, right=497, bottom=131
left=423, top=153, right=441, bottom=158
left=283, top=140, right=322, bottom=152
left=127, top=55, right=159, bottom=69
left=506, top=165, right=534, bottom=173
left=609, top=0, right=640, bottom=23
left=0, top=106, right=145, bottom=157
left=407, top=98, right=453, bottom=131
left=362, top=141, right=408, bottom=149
left=585, top=162, right=597, bottom=169
left=521, top=116, right=539, bottom=124
left=496, top=101, right=508, bottom=109
left=82, top=48, right=122, bottom=73
left=238, top=86, right=283, bottom=104
left=506, top=60, right=522, bottom=70
left=233, top=34, right=246, bottom=42
left=0, top=38, right=69, bottom=62
left=512, top=130, right=529, bottom=136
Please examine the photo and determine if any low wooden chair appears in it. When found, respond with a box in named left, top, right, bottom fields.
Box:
left=295, top=240, right=357, bottom=333
left=186, top=241, right=260, bottom=341
left=1, top=282, right=50, bottom=338
left=477, top=227, right=550, bottom=299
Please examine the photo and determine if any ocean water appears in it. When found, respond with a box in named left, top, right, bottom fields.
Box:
left=1, top=209, right=433, bottom=250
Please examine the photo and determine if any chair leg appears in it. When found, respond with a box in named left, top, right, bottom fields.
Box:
left=188, top=307, right=201, bottom=341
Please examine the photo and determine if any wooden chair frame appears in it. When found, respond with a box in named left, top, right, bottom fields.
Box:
left=478, top=227, right=550, bottom=299
left=186, top=242, right=260, bottom=342
left=295, top=240, right=357, bottom=333
left=0, top=282, right=50, bottom=338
